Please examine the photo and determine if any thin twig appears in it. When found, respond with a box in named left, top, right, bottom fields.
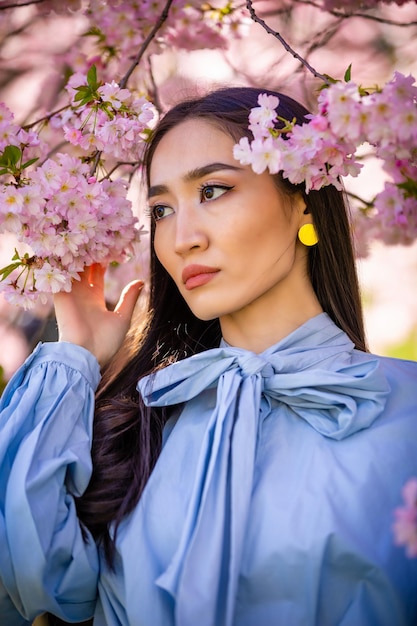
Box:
left=0, top=0, right=44, bottom=9
left=23, top=105, right=70, bottom=130
left=302, top=19, right=343, bottom=79
left=148, top=57, right=163, bottom=114
left=89, top=150, right=101, bottom=178
left=119, top=0, right=174, bottom=89
left=0, top=14, right=40, bottom=42
left=296, top=0, right=417, bottom=27
left=346, top=190, right=375, bottom=209
left=100, top=161, right=138, bottom=181
left=246, top=0, right=330, bottom=84
left=40, top=140, right=69, bottom=164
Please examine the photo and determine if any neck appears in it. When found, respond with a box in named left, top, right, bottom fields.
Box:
left=219, top=279, right=323, bottom=354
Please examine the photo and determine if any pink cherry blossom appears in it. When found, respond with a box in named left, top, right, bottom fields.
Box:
left=233, top=73, right=416, bottom=238
left=246, top=137, right=282, bottom=175
left=393, top=478, right=417, bottom=559
left=63, top=126, right=83, bottom=145
left=98, top=82, right=131, bottom=109
left=0, top=6, right=416, bottom=307
left=0, top=141, right=143, bottom=306
left=249, top=94, right=279, bottom=133
left=324, top=82, right=362, bottom=141
left=34, top=262, right=73, bottom=294
left=233, top=137, right=253, bottom=166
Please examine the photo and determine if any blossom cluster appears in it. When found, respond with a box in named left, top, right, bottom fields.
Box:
left=233, top=72, right=417, bottom=247
left=0, top=0, right=251, bottom=308
left=0, top=78, right=153, bottom=308
left=163, top=2, right=249, bottom=51
left=61, top=69, right=155, bottom=161
left=1, top=1, right=416, bottom=309
left=44, top=0, right=248, bottom=69
left=0, top=0, right=250, bottom=307
left=0, top=150, right=141, bottom=308
left=393, top=477, right=417, bottom=558
left=0, top=102, right=47, bottom=168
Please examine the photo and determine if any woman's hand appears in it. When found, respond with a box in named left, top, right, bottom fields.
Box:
left=53, top=263, right=144, bottom=367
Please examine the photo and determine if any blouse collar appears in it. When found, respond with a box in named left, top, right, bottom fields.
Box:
left=139, top=313, right=389, bottom=441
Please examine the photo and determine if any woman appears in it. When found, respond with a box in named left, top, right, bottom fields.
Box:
left=0, top=87, right=416, bottom=626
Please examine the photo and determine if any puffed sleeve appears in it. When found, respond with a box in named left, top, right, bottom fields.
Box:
left=0, top=342, right=101, bottom=624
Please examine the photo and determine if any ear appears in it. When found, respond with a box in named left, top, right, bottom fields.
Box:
left=293, top=192, right=310, bottom=227
left=296, top=196, right=319, bottom=247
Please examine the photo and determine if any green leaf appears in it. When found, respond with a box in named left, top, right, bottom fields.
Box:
left=358, top=85, right=371, bottom=97
left=0, top=145, right=21, bottom=167
left=0, top=364, right=7, bottom=396
left=344, top=64, right=352, bottom=82
left=73, top=85, right=91, bottom=94
left=0, top=261, right=22, bottom=280
left=83, top=26, right=102, bottom=37
left=4, top=145, right=21, bottom=165
left=83, top=26, right=105, bottom=43
left=11, top=248, right=29, bottom=262
left=397, top=178, right=417, bottom=199
left=78, top=96, right=96, bottom=108
left=318, top=74, right=338, bottom=90
left=74, top=90, right=93, bottom=103
left=87, top=64, right=98, bottom=90
left=21, top=157, right=39, bottom=170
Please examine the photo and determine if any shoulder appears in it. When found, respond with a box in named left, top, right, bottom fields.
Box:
left=376, top=353, right=417, bottom=379
left=360, top=353, right=417, bottom=459
left=1, top=341, right=101, bottom=406
left=374, top=353, right=417, bottom=404
left=350, top=348, right=417, bottom=396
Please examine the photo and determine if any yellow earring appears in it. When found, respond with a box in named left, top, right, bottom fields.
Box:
left=298, top=223, right=318, bottom=247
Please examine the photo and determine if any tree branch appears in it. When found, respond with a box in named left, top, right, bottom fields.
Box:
left=99, top=161, right=138, bottom=181
left=295, top=0, right=417, bottom=27
left=88, top=149, right=101, bottom=178
left=22, top=105, right=70, bottom=130
left=0, top=0, right=45, bottom=10
left=245, top=0, right=330, bottom=84
left=345, top=190, right=375, bottom=210
left=118, top=0, right=174, bottom=89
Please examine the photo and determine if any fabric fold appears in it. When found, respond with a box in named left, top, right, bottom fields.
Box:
left=137, top=313, right=390, bottom=626
left=0, top=342, right=100, bottom=623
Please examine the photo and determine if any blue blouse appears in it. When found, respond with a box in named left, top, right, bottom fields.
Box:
left=0, top=313, right=416, bottom=625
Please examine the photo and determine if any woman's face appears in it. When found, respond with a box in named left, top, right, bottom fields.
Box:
left=149, top=118, right=317, bottom=346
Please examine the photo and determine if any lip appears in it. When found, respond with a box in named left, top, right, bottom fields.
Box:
left=182, top=264, right=220, bottom=290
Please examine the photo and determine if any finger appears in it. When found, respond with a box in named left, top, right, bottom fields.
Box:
left=88, top=263, right=106, bottom=289
left=68, top=266, right=93, bottom=294
left=114, top=280, right=144, bottom=320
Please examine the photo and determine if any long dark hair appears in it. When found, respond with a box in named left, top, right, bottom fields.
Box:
left=76, top=86, right=367, bottom=565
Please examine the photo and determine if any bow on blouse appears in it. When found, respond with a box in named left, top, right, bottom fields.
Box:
left=137, top=314, right=389, bottom=626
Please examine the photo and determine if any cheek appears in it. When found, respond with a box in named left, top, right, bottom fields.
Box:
left=235, top=214, right=289, bottom=251
left=153, top=230, right=167, bottom=267
left=153, top=230, right=180, bottom=286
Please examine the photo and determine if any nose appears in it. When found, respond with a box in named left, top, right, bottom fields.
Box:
left=174, top=206, right=209, bottom=256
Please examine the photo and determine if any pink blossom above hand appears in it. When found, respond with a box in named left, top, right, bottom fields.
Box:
left=0, top=145, right=143, bottom=308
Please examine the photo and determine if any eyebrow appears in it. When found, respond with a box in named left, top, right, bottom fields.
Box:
left=147, top=162, right=243, bottom=199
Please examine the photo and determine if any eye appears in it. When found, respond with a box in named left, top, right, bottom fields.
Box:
left=149, top=204, right=174, bottom=222
left=199, top=184, right=233, bottom=203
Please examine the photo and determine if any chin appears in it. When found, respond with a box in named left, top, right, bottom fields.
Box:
left=190, top=309, right=221, bottom=322
left=185, top=301, right=223, bottom=322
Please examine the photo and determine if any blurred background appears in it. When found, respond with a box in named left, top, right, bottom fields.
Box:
left=0, top=0, right=416, bottom=393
